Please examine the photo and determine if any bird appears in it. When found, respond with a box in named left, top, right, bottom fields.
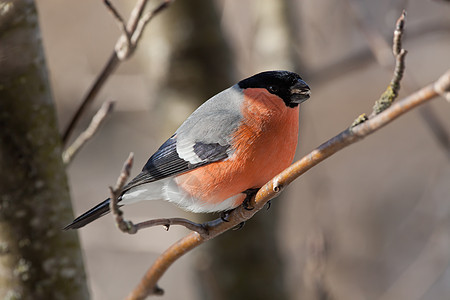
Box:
left=64, top=70, right=310, bottom=230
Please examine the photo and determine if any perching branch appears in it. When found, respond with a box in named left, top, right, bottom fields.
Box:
left=62, top=0, right=173, bottom=146
left=118, top=11, right=450, bottom=297
left=62, top=101, right=114, bottom=165
left=124, top=68, right=450, bottom=300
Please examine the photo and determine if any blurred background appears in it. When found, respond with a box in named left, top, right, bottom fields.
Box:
left=36, top=0, right=450, bottom=299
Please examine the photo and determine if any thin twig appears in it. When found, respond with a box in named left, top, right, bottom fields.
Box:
left=348, top=5, right=449, bottom=157
left=116, top=10, right=450, bottom=298
left=104, top=0, right=131, bottom=44
left=131, top=0, right=172, bottom=47
left=134, top=218, right=208, bottom=235
left=107, top=156, right=209, bottom=235
left=62, top=101, right=114, bottom=165
left=126, top=71, right=450, bottom=299
left=371, top=10, right=407, bottom=116
left=123, top=12, right=450, bottom=298
left=127, top=0, right=149, bottom=33
left=116, top=0, right=173, bottom=59
left=109, top=153, right=138, bottom=234
left=349, top=4, right=449, bottom=157
left=62, top=0, right=172, bottom=146
left=62, top=53, right=118, bottom=145
left=434, top=70, right=450, bottom=102
left=393, top=10, right=406, bottom=56
left=390, top=11, right=407, bottom=91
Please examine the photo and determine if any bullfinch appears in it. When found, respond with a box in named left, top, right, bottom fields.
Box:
left=64, top=70, right=310, bottom=230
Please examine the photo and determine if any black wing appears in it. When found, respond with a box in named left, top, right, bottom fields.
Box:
left=122, top=135, right=230, bottom=193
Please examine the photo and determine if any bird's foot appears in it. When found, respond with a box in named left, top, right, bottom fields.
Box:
left=242, top=188, right=259, bottom=210
left=220, top=210, right=232, bottom=222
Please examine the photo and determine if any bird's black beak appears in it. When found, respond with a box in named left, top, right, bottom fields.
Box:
left=290, top=79, right=311, bottom=104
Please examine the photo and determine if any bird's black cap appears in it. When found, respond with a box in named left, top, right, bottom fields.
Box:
left=238, top=70, right=310, bottom=108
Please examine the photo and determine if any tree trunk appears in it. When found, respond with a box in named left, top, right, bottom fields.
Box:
left=0, top=1, right=89, bottom=299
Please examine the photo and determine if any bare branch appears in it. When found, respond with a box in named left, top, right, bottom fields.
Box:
left=121, top=12, right=450, bottom=298
left=115, top=0, right=173, bottom=60
left=371, top=11, right=407, bottom=116
left=125, top=68, right=450, bottom=300
left=126, top=0, right=149, bottom=33
left=62, top=101, right=114, bottom=165
left=434, top=69, right=450, bottom=102
left=347, top=5, right=449, bottom=157
left=107, top=154, right=208, bottom=235
left=62, top=0, right=172, bottom=146
left=131, top=0, right=173, bottom=47
left=390, top=10, right=407, bottom=92
left=393, top=10, right=406, bottom=56
left=109, top=153, right=138, bottom=234
left=134, top=217, right=208, bottom=235
left=62, top=53, right=118, bottom=145
left=104, top=0, right=131, bottom=44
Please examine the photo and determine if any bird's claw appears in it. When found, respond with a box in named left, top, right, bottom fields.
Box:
left=243, top=197, right=254, bottom=210
left=242, top=188, right=259, bottom=210
left=220, top=210, right=231, bottom=222
left=232, top=221, right=246, bottom=230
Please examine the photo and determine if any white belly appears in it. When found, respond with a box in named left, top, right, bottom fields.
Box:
left=120, top=177, right=242, bottom=213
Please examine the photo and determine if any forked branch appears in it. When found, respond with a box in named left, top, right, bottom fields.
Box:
left=108, top=153, right=208, bottom=235
left=62, top=0, right=173, bottom=146
left=124, top=68, right=450, bottom=299
left=100, top=11, right=450, bottom=299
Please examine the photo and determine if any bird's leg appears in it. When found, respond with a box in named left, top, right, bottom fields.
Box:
left=220, top=188, right=259, bottom=223
left=242, top=188, right=259, bottom=210
left=266, top=200, right=272, bottom=210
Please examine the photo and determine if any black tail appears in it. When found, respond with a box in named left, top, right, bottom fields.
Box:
left=64, top=198, right=111, bottom=230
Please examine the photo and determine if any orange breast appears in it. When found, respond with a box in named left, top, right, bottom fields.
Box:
left=175, top=88, right=299, bottom=208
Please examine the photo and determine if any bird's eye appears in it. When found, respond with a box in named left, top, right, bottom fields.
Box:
left=268, top=85, right=279, bottom=93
